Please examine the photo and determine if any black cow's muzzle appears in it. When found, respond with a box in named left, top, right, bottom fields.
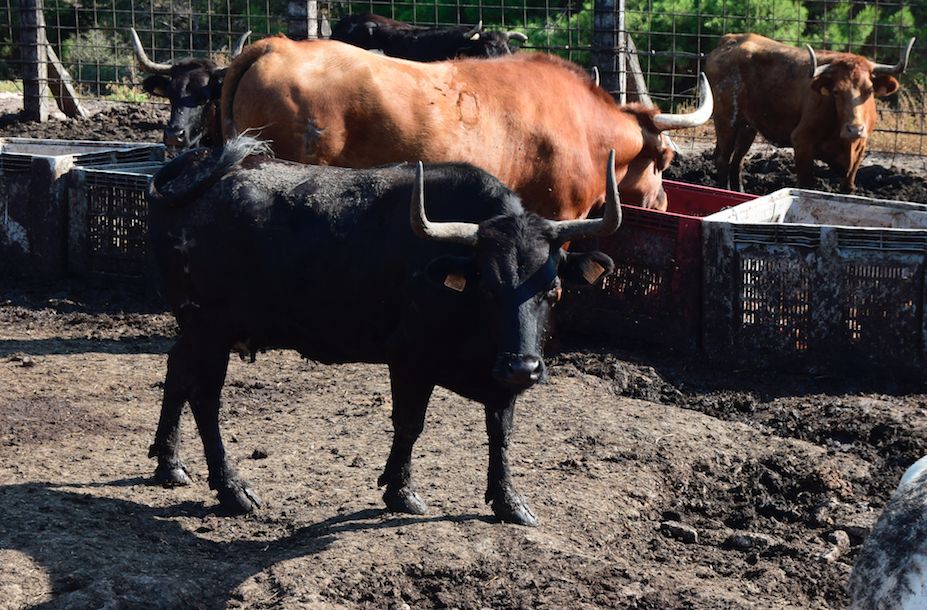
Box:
left=493, top=353, right=544, bottom=389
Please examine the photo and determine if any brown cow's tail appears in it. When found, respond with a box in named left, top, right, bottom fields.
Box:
left=220, top=37, right=279, bottom=140
left=147, top=136, right=272, bottom=207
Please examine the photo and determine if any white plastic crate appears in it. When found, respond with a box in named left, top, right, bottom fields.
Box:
left=702, top=188, right=927, bottom=371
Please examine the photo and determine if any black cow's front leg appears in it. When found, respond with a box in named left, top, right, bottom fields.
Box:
left=150, top=336, right=194, bottom=486
left=188, top=344, right=261, bottom=514
left=485, top=398, right=537, bottom=526
left=378, top=364, right=434, bottom=515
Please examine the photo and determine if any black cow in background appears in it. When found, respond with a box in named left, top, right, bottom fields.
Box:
left=130, top=28, right=251, bottom=149
left=331, top=13, right=527, bottom=61
left=146, top=136, right=620, bottom=526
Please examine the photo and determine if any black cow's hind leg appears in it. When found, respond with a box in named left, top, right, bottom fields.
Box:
left=378, top=364, right=434, bottom=515
left=189, top=343, right=262, bottom=514
left=150, top=336, right=194, bottom=486
left=485, top=399, right=537, bottom=526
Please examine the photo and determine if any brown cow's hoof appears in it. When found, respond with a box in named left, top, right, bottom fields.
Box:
left=489, top=488, right=538, bottom=527
left=216, top=480, right=262, bottom=515
left=383, top=486, right=428, bottom=515
left=153, top=461, right=192, bottom=487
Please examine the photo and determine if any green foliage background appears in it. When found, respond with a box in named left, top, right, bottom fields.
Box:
left=0, top=0, right=921, bottom=98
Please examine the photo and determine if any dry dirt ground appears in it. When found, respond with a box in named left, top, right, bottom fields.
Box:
left=1, top=100, right=927, bottom=609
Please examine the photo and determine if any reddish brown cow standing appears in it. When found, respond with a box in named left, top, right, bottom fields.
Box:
left=220, top=37, right=712, bottom=216
left=706, top=33, right=915, bottom=193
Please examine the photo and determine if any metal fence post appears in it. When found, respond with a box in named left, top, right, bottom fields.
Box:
left=19, top=0, right=49, bottom=122
left=592, top=0, right=619, bottom=96
left=287, top=1, right=320, bottom=40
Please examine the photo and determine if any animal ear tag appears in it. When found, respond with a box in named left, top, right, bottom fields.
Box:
left=582, top=260, right=607, bottom=285
left=444, top=273, right=467, bottom=292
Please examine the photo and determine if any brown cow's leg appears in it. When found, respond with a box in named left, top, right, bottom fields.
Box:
left=485, top=398, right=537, bottom=526
left=729, top=126, right=757, bottom=192
left=188, top=341, right=261, bottom=514
left=841, top=144, right=866, bottom=193
left=378, top=363, right=434, bottom=515
left=150, top=336, right=194, bottom=486
left=713, top=121, right=739, bottom=190
left=791, top=127, right=817, bottom=189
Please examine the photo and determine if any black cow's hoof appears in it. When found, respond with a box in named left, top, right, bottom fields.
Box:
left=383, top=486, right=428, bottom=515
left=490, top=488, right=538, bottom=527
left=153, top=461, right=192, bottom=487
left=216, top=480, right=262, bottom=515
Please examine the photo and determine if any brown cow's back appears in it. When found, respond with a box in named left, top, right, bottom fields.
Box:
left=221, top=37, right=662, bottom=219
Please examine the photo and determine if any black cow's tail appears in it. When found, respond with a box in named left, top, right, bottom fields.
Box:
left=147, top=136, right=272, bottom=207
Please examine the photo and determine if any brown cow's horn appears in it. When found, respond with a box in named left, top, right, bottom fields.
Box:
left=505, top=31, right=528, bottom=42
left=129, top=28, right=172, bottom=74
left=652, top=73, right=713, bottom=131
left=592, top=66, right=600, bottom=87
left=806, top=44, right=830, bottom=79
left=550, top=150, right=622, bottom=243
left=410, top=162, right=480, bottom=246
left=231, top=30, right=251, bottom=58
left=870, top=37, right=916, bottom=75
left=465, top=20, right=483, bottom=40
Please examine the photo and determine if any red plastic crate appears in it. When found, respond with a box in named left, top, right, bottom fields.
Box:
left=558, top=180, right=756, bottom=350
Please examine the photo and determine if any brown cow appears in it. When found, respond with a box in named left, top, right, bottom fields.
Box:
left=706, top=33, right=915, bottom=193
left=220, top=37, right=712, bottom=216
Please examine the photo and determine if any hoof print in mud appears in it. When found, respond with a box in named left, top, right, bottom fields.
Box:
left=383, top=486, right=428, bottom=515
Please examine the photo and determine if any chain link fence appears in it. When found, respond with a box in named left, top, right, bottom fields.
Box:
left=0, top=0, right=923, bottom=155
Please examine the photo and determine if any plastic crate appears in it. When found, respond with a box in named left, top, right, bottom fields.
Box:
left=68, top=162, right=163, bottom=276
left=702, top=188, right=927, bottom=370
left=558, top=180, right=756, bottom=350
left=0, top=138, right=164, bottom=276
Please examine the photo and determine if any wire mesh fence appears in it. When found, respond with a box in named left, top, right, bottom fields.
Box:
left=0, top=0, right=923, bottom=155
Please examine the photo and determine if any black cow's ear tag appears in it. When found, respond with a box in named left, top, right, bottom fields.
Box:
left=444, top=273, right=467, bottom=292
left=582, top=261, right=606, bottom=285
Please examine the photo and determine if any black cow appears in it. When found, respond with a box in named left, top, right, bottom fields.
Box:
left=330, top=13, right=527, bottom=61
left=146, top=136, right=620, bottom=526
left=130, top=28, right=251, bottom=149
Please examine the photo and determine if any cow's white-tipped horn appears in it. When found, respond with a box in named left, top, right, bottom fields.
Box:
left=807, top=44, right=830, bottom=78
left=592, top=66, right=600, bottom=87
left=410, top=162, right=480, bottom=246
left=505, top=31, right=528, bottom=42
left=129, top=28, right=173, bottom=74
left=870, top=37, right=916, bottom=75
left=231, top=30, right=252, bottom=58
left=550, top=150, right=622, bottom=243
left=652, top=73, right=713, bottom=131
left=465, top=20, right=483, bottom=40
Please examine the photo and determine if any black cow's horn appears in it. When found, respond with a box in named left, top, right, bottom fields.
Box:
left=505, top=31, right=528, bottom=43
left=129, top=28, right=172, bottom=74
left=465, top=20, right=483, bottom=40
left=549, top=150, right=622, bottom=243
left=410, top=162, right=480, bottom=246
left=231, top=30, right=252, bottom=59
left=870, top=37, right=916, bottom=75
left=652, top=73, right=713, bottom=131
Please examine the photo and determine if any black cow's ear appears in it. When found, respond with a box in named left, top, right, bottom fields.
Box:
left=424, top=256, right=477, bottom=293
left=560, top=251, right=614, bottom=288
left=208, top=69, right=227, bottom=98
left=142, top=75, right=171, bottom=98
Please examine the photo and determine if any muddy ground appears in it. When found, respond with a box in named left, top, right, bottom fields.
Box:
left=1, top=102, right=927, bottom=609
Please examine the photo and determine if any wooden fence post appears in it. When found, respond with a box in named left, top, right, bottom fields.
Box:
left=20, top=0, right=49, bottom=122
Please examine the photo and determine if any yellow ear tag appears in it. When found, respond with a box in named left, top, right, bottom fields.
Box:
left=583, top=261, right=606, bottom=285
left=444, top=273, right=467, bottom=292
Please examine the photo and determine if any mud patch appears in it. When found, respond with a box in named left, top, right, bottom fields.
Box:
left=666, top=148, right=927, bottom=203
